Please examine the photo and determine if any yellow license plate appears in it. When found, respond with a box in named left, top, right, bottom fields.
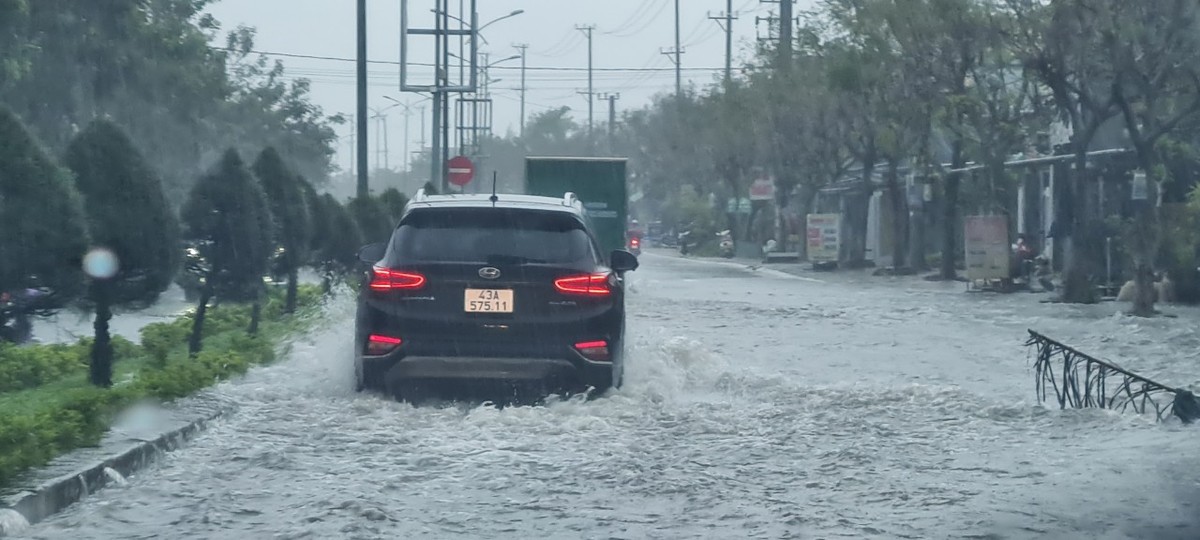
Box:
left=464, top=289, right=514, bottom=313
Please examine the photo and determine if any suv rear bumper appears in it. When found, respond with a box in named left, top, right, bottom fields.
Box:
left=359, top=352, right=614, bottom=393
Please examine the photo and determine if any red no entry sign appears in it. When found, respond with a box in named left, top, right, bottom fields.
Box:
left=447, top=156, right=475, bottom=187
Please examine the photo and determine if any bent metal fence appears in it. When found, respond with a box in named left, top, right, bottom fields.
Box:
left=1026, top=330, right=1199, bottom=424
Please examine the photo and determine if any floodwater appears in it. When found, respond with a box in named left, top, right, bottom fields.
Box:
left=14, top=254, right=1200, bottom=539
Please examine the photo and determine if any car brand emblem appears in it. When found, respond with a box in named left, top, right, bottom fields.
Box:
left=478, top=267, right=502, bottom=280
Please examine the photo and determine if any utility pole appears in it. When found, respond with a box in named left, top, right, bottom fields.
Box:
left=759, top=0, right=795, bottom=68
left=709, top=1, right=737, bottom=84
left=661, top=0, right=684, bottom=101
left=779, top=0, right=793, bottom=68
left=597, top=93, right=620, bottom=155
left=674, top=0, right=681, bottom=96
left=576, top=25, right=596, bottom=142
left=402, top=106, right=412, bottom=172
left=355, top=0, right=368, bottom=198
left=514, top=43, right=529, bottom=138
left=373, top=112, right=383, bottom=171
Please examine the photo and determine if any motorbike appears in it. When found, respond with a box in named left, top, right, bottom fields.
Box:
left=628, top=236, right=642, bottom=256
left=678, top=230, right=694, bottom=256
left=0, top=287, right=48, bottom=344
left=717, top=230, right=734, bottom=259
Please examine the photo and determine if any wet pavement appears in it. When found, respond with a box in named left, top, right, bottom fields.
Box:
left=13, top=254, right=1200, bottom=539
left=30, top=285, right=193, bottom=345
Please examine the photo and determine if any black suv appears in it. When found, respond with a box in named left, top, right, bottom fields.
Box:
left=354, top=191, right=639, bottom=399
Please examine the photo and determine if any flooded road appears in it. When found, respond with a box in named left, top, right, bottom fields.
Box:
left=17, top=254, right=1200, bottom=539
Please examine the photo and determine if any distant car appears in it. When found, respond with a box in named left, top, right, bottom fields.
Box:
left=354, top=190, right=639, bottom=399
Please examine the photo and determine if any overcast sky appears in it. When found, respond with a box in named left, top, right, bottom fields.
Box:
left=205, top=0, right=816, bottom=173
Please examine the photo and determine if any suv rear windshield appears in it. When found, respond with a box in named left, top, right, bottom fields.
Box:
left=389, top=208, right=599, bottom=265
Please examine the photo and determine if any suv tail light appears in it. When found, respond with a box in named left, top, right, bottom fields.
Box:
left=370, top=267, right=426, bottom=292
left=366, top=334, right=403, bottom=355
left=574, top=340, right=611, bottom=362
left=554, top=273, right=613, bottom=296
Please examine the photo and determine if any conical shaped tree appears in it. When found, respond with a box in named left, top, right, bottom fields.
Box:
left=0, top=107, right=89, bottom=343
left=65, top=119, right=180, bottom=387
left=181, top=149, right=274, bottom=354
left=299, top=177, right=326, bottom=258
left=319, top=194, right=364, bottom=281
left=347, top=195, right=393, bottom=245
left=378, top=187, right=410, bottom=223
left=253, top=147, right=310, bottom=314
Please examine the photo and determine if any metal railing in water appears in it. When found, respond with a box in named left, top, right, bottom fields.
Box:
left=1026, top=330, right=1198, bottom=424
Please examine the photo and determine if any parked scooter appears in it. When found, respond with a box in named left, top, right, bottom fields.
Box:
left=678, top=230, right=694, bottom=256
left=717, top=230, right=734, bottom=259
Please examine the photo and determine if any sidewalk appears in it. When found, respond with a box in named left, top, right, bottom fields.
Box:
left=30, top=284, right=192, bottom=345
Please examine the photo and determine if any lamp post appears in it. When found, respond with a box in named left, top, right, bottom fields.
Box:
left=369, top=103, right=405, bottom=171
left=436, top=9, right=524, bottom=44
left=384, top=95, right=432, bottom=174
left=425, top=8, right=525, bottom=192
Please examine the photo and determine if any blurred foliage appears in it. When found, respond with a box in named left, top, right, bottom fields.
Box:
left=65, top=119, right=180, bottom=308
left=181, top=149, right=275, bottom=351
left=347, top=196, right=393, bottom=246
left=0, top=0, right=340, bottom=205
left=253, top=147, right=310, bottom=313
left=0, top=107, right=90, bottom=311
left=0, top=336, right=140, bottom=393
left=378, top=188, right=410, bottom=223
left=315, top=194, right=364, bottom=281
left=182, top=149, right=275, bottom=304
left=1159, top=203, right=1200, bottom=303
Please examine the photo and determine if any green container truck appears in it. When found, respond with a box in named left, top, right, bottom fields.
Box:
left=524, top=157, right=629, bottom=255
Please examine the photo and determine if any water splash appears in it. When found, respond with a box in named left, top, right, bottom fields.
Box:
left=0, top=509, right=30, bottom=536
left=103, top=467, right=127, bottom=486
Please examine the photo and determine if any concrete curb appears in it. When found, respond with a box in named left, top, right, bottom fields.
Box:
left=0, top=408, right=228, bottom=537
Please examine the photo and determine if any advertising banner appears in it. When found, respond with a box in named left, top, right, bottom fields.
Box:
left=964, top=215, right=1011, bottom=280
left=807, top=214, right=841, bottom=263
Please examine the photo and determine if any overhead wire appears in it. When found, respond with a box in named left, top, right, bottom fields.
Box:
left=605, top=0, right=672, bottom=38
left=211, top=47, right=723, bottom=73
left=536, top=31, right=584, bottom=58
left=534, top=28, right=580, bottom=55
left=601, top=0, right=663, bottom=36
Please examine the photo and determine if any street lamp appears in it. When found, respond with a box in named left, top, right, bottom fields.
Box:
left=433, top=9, right=525, bottom=44
left=383, top=95, right=433, bottom=174
left=368, top=103, right=405, bottom=171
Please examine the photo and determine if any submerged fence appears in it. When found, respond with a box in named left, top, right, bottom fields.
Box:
left=1026, top=330, right=1199, bottom=424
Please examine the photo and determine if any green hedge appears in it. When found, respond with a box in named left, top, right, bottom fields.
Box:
left=0, top=284, right=322, bottom=487
left=0, top=336, right=138, bottom=393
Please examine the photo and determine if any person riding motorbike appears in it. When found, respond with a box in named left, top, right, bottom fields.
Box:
left=1011, top=234, right=1037, bottom=283
left=627, top=219, right=644, bottom=255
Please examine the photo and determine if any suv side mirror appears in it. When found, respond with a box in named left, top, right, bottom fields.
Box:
left=358, top=242, right=387, bottom=264
left=610, top=249, right=639, bottom=273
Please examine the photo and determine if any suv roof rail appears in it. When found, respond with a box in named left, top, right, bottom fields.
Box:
left=563, top=192, right=581, bottom=209
left=413, top=188, right=428, bottom=202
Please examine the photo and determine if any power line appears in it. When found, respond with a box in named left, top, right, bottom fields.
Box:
left=536, top=31, right=584, bottom=58
left=603, top=0, right=664, bottom=36
left=211, top=47, right=722, bottom=72
left=605, top=0, right=672, bottom=38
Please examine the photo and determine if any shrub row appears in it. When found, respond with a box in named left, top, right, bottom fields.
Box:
left=0, top=285, right=321, bottom=487
left=0, top=336, right=138, bottom=393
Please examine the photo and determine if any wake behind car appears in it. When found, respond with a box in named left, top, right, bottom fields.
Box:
left=354, top=190, right=638, bottom=400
